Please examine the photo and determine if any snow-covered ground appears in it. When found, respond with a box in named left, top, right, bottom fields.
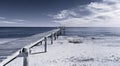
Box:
left=6, top=36, right=120, bottom=66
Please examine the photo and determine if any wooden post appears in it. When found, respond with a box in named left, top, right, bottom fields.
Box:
left=60, top=27, right=63, bottom=35
left=21, top=48, right=29, bottom=66
left=29, top=49, right=31, bottom=54
left=54, top=33, right=56, bottom=40
left=59, top=28, right=62, bottom=35
left=56, top=31, right=58, bottom=39
left=58, top=30, right=61, bottom=35
left=55, top=33, right=57, bottom=39
left=44, top=37, right=47, bottom=52
left=51, top=34, right=53, bottom=44
left=60, top=27, right=65, bottom=35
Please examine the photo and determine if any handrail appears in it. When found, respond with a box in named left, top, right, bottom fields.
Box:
left=0, top=27, right=65, bottom=66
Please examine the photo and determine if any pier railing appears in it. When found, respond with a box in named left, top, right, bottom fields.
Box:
left=0, top=27, right=65, bottom=66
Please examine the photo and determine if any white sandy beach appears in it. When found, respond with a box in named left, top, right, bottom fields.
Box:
left=7, top=36, right=120, bottom=66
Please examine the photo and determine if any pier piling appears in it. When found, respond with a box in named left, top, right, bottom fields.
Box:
left=44, top=37, right=47, bottom=52
left=21, top=48, right=29, bottom=66
left=51, top=34, right=53, bottom=44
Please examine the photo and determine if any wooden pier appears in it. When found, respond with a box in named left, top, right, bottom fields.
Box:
left=0, top=27, right=65, bottom=66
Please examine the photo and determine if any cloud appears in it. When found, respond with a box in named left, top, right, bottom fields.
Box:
left=14, top=19, right=26, bottom=22
left=53, top=5, right=92, bottom=20
left=53, top=0, right=120, bottom=27
left=0, top=21, right=18, bottom=24
left=0, top=18, right=27, bottom=24
left=0, top=17, right=6, bottom=20
left=53, top=10, right=78, bottom=19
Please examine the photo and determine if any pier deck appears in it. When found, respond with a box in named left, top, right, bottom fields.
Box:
left=0, top=28, right=63, bottom=66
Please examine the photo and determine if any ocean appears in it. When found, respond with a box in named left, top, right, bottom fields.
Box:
left=1, top=27, right=120, bottom=44
left=65, top=27, right=120, bottom=37
left=0, top=27, right=55, bottom=44
left=65, top=27, right=120, bottom=45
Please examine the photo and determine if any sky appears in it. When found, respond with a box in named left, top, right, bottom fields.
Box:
left=0, top=0, right=119, bottom=27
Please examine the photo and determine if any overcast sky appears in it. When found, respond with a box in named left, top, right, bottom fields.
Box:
left=1, top=0, right=119, bottom=27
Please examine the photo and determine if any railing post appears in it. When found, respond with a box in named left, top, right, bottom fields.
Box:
left=21, top=48, right=29, bottom=66
left=60, top=27, right=65, bottom=35
left=56, top=31, right=59, bottom=39
left=54, top=33, right=56, bottom=40
left=51, top=34, right=53, bottom=44
left=58, top=30, right=61, bottom=35
left=59, top=28, right=62, bottom=35
left=44, top=37, right=47, bottom=52
left=60, top=27, right=63, bottom=35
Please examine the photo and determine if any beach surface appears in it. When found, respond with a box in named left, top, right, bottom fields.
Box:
left=7, top=36, right=120, bottom=66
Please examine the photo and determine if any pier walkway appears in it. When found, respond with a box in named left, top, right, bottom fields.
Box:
left=0, top=27, right=64, bottom=66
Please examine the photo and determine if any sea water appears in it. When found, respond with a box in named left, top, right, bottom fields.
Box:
left=65, top=27, right=120, bottom=37
left=0, top=27, right=55, bottom=44
left=65, top=27, right=120, bottom=45
left=1, top=27, right=120, bottom=45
